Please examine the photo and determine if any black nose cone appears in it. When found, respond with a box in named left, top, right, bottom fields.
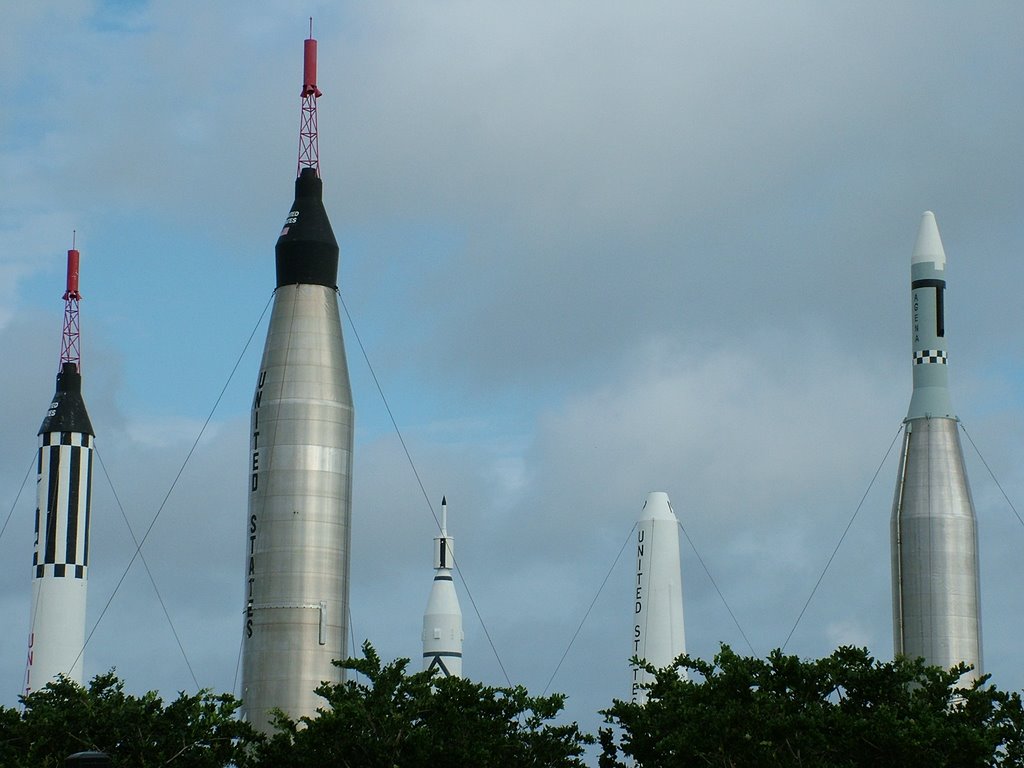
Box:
left=39, top=362, right=94, bottom=436
left=275, top=167, right=339, bottom=289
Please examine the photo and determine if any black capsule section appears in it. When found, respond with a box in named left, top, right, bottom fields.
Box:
left=275, top=167, right=339, bottom=289
left=39, top=362, right=94, bottom=436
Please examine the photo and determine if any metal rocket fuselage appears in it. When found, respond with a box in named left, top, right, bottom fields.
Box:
left=891, top=211, right=982, bottom=680
left=631, top=491, right=686, bottom=704
left=26, top=361, right=95, bottom=695
left=242, top=167, right=355, bottom=729
left=422, top=499, right=464, bottom=677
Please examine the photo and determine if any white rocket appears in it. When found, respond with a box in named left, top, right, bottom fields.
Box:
left=25, top=244, right=94, bottom=695
left=630, top=491, right=686, bottom=704
left=891, top=211, right=982, bottom=681
left=422, top=496, right=463, bottom=677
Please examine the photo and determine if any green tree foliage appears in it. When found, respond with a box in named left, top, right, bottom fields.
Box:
left=0, top=672, right=255, bottom=768
left=600, top=645, right=1024, bottom=768
left=256, top=641, right=592, bottom=767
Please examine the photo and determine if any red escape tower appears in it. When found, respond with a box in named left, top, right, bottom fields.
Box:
left=297, top=18, right=322, bottom=177
left=60, top=234, right=82, bottom=370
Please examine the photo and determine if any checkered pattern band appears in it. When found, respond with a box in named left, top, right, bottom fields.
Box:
left=40, top=432, right=91, bottom=447
left=34, top=564, right=86, bottom=579
left=913, top=350, right=947, bottom=365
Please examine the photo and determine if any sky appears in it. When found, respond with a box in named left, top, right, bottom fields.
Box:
left=1, top=0, right=1023, bottom=755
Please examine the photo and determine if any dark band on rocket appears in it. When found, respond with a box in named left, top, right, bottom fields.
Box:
left=912, top=278, right=946, bottom=338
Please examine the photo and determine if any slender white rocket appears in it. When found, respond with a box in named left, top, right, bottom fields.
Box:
left=422, top=496, right=464, bottom=677
left=631, top=492, right=686, bottom=704
left=25, top=244, right=95, bottom=695
left=891, top=211, right=982, bottom=682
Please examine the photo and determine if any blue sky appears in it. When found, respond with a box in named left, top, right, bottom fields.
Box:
left=1, top=1, right=1023, bottom=754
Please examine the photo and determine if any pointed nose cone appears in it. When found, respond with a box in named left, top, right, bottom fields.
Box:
left=275, top=167, right=339, bottom=288
left=39, top=362, right=94, bottom=436
left=640, top=491, right=676, bottom=522
left=912, top=211, right=947, bottom=269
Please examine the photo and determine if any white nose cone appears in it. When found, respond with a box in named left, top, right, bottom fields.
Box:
left=911, top=211, right=947, bottom=268
left=631, top=492, right=686, bottom=704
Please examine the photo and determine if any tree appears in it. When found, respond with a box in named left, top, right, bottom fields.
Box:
left=600, top=645, right=1024, bottom=768
left=0, top=672, right=256, bottom=768
left=255, top=642, right=592, bottom=767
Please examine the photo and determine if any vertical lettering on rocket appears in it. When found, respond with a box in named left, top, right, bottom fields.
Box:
left=251, top=370, right=266, bottom=493
left=247, top=514, right=258, bottom=638
left=635, top=527, right=645, bottom=615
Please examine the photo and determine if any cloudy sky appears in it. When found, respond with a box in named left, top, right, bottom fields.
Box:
left=1, top=0, right=1023, bottom=750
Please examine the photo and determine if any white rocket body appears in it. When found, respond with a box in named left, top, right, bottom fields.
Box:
left=25, top=364, right=94, bottom=694
left=422, top=499, right=463, bottom=677
left=631, top=491, right=686, bottom=704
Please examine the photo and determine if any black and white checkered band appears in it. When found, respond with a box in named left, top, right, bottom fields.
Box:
left=34, top=564, right=86, bottom=579
left=913, top=349, right=947, bottom=365
left=40, top=432, right=92, bottom=447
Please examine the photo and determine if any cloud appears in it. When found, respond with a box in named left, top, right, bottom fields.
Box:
left=319, top=1, right=1024, bottom=394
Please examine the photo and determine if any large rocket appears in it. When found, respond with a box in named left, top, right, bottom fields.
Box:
left=25, top=244, right=95, bottom=695
left=241, top=31, right=355, bottom=729
left=630, top=491, right=686, bottom=704
left=422, top=496, right=464, bottom=677
left=891, top=211, right=982, bottom=680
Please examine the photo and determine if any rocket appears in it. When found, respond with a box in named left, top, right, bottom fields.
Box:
left=25, top=243, right=95, bottom=695
left=891, top=211, right=982, bottom=680
left=241, top=29, right=355, bottom=729
left=631, top=491, right=686, bottom=704
left=422, top=496, right=464, bottom=677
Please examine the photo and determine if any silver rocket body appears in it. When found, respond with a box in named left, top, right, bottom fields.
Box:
left=242, top=168, right=354, bottom=730
left=891, top=211, right=982, bottom=681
